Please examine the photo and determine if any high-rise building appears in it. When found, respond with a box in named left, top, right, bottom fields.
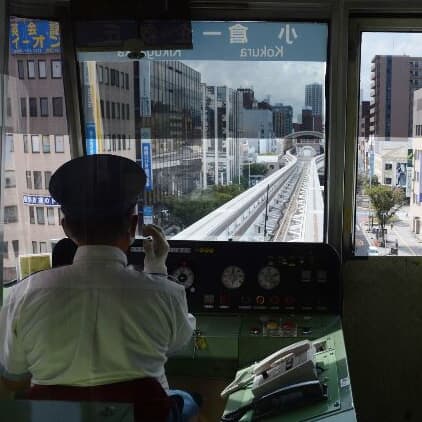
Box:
left=202, top=84, right=240, bottom=186
left=236, top=88, right=255, bottom=109
left=359, top=100, right=371, bottom=139
left=305, top=83, right=323, bottom=116
left=138, top=60, right=203, bottom=202
left=272, top=103, right=293, bottom=137
left=370, top=55, right=422, bottom=139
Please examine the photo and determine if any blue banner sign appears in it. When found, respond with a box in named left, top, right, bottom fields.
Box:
left=141, top=128, right=153, bottom=191
left=23, top=195, right=59, bottom=206
left=85, top=122, right=97, bottom=155
left=78, top=21, right=327, bottom=62
left=10, top=19, right=61, bottom=55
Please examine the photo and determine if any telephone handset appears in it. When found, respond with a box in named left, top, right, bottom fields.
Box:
left=221, top=340, right=318, bottom=399
left=252, top=339, right=317, bottom=397
left=221, top=340, right=325, bottom=421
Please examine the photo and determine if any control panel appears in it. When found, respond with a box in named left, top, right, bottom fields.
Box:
left=128, top=240, right=340, bottom=313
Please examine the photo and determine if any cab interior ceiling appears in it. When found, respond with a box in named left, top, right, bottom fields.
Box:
left=9, top=0, right=422, bottom=20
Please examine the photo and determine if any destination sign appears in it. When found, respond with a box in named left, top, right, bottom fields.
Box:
left=78, top=21, right=327, bottom=62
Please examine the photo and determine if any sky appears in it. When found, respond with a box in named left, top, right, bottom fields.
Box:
left=180, top=32, right=422, bottom=121
left=183, top=60, right=326, bottom=122
left=361, top=32, right=422, bottom=100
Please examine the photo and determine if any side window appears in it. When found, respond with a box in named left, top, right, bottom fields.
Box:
left=3, top=17, right=71, bottom=282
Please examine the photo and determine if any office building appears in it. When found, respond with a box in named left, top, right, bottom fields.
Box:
left=138, top=60, right=202, bottom=201
left=272, top=103, right=293, bottom=137
left=202, top=84, right=240, bottom=186
left=370, top=55, right=422, bottom=139
left=305, top=83, right=323, bottom=116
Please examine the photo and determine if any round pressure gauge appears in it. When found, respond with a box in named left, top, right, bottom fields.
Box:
left=172, top=266, right=195, bottom=289
left=221, top=265, right=245, bottom=289
left=257, top=266, right=281, bottom=290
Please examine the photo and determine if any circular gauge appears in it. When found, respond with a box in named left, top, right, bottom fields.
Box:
left=257, top=266, right=281, bottom=290
left=172, top=266, right=195, bottom=289
left=221, top=265, right=245, bottom=289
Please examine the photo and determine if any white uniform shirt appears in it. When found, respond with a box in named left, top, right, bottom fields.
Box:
left=0, top=245, right=196, bottom=386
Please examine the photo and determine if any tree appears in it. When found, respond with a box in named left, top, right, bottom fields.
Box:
left=162, top=184, right=245, bottom=228
left=366, top=185, right=406, bottom=243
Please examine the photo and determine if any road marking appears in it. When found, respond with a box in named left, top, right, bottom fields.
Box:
left=391, top=227, right=416, bottom=256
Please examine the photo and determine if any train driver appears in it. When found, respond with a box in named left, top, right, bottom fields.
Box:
left=0, top=154, right=198, bottom=421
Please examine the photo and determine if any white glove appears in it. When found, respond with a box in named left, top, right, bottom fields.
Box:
left=143, top=224, right=169, bottom=275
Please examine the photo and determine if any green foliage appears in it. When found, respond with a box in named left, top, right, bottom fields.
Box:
left=367, top=185, right=406, bottom=238
left=362, top=174, right=379, bottom=192
left=242, top=163, right=268, bottom=178
left=163, top=184, right=245, bottom=227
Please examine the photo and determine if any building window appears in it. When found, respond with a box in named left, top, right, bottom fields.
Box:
left=40, top=242, right=47, bottom=253
left=26, top=170, right=32, bottom=189
left=55, top=135, right=64, bottom=153
left=3, top=241, right=8, bottom=259
left=12, top=240, right=19, bottom=257
left=126, top=104, right=129, bottom=120
left=104, top=67, right=109, bottom=84
left=106, top=101, right=110, bottom=119
left=125, top=73, right=129, bottom=89
left=47, top=207, right=55, bottom=225
left=116, top=102, right=120, bottom=119
left=110, top=69, right=115, bottom=86
left=31, top=135, right=40, bottom=153
left=5, top=170, right=16, bottom=188
left=29, top=207, right=35, bottom=224
left=42, top=135, right=50, bottom=153
left=105, top=136, right=111, bottom=151
left=32, top=241, right=38, bottom=253
left=385, top=163, right=392, bottom=170
left=117, top=135, right=121, bottom=150
left=52, top=97, right=63, bottom=117
left=36, top=207, right=45, bottom=224
left=40, top=97, right=48, bottom=117
left=111, top=102, right=115, bottom=119
left=100, top=100, right=104, bottom=118
left=44, top=171, right=52, bottom=189
left=20, top=97, right=27, bottom=117
left=98, top=65, right=103, bottom=83
left=115, top=70, right=120, bottom=87
left=29, top=97, right=37, bottom=117
left=51, top=60, right=62, bottom=78
left=23, top=135, right=28, bottom=153
left=112, top=135, right=116, bottom=151
left=120, top=71, right=124, bottom=88
left=6, top=134, right=14, bottom=153
left=121, top=103, right=125, bottom=120
left=385, top=177, right=392, bottom=184
left=4, top=206, right=18, bottom=223
left=33, top=171, right=42, bottom=189
left=27, top=60, right=35, bottom=79
left=122, top=134, right=126, bottom=150
left=6, top=97, right=11, bottom=117
left=17, top=60, right=24, bottom=79
left=38, top=60, right=47, bottom=78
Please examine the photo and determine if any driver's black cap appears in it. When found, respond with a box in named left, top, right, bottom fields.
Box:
left=49, top=154, right=146, bottom=219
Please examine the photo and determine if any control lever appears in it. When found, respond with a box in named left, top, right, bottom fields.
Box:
left=220, top=380, right=327, bottom=422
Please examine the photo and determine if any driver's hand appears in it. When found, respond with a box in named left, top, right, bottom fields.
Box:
left=142, top=224, right=169, bottom=275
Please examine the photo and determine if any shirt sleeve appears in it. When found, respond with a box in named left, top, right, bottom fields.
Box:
left=0, top=287, right=31, bottom=381
left=168, top=289, right=196, bottom=354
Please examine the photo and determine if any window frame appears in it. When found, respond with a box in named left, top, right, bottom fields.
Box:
left=51, top=60, right=62, bottom=78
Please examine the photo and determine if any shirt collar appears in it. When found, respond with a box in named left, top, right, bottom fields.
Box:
left=73, top=245, right=128, bottom=267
